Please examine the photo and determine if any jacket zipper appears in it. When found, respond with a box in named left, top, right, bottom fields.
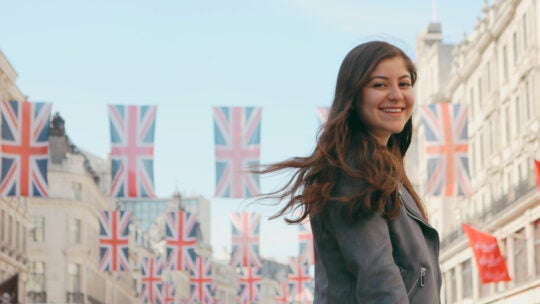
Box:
left=407, top=267, right=426, bottom=296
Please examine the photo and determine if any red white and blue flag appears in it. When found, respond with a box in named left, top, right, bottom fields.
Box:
left=165, top=211, right=198, bottom=271
left=140, top=256, right=164, bottom=304
left=316, top=106, right=329, bottom=124
left=187, top=254, right=214, bottom=304
left=0, top=100, right=51, bottom=197
left=108, top=104, right=157, bottom=198
left=158, top=281, right=175, bottom=304
left=230, top=212, right=262, bottom=268
left=288, top=256, right=313, bottom=303
left=275, top=279, right=289, bottom=304
left=299, top=221, right=314, bottom=266
left=238, top=267, right=261, bottom=304
left=98, top=210, right=131, bottom=272
left=419, top=103, right=471, bottom=197
left=213, top=106, right=261, bottom=198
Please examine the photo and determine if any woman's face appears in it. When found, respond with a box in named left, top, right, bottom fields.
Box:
left=355, top=56, right=414, bottom=145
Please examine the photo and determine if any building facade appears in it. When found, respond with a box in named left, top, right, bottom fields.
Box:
left=25, top=119, right=138, bottom=303
left=0, top=50, right=27, bottom=303
left=415, top=0, right=540, bottom=303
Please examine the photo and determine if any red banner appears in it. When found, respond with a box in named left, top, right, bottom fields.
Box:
left=462, top=223, right=511, bottom=284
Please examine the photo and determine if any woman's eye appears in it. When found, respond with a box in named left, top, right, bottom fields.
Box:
left=373, top=83, right=385, bottom=88
left=400, top=82, right=412, bottom=87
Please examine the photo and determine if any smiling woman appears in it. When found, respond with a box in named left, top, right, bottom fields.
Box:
left=256, top=41, right=442, bottom=303
left=357, top=56, right=415, bottom=145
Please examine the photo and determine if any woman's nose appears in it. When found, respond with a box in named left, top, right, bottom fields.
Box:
left=388, top=85, right=404, bottom=101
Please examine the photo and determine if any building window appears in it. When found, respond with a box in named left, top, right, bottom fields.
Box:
left=462, top=259, right=473, bottom=298
left=27, top=261, right=46, bottom=302
left=8, top=215, right=12, bottom=246
left=534, top=220, right=540, bottom=276
left=72, top=182, right=82, bottom=201
left=67, top=263, right=81, bottom=293
left=28, top=216, right=45, bottom=242
left=502, top=103, right=511, bottom=144
left=486, top=61, right=492, bottom=92
left=489, top=115, right=496, bottom=155
left=69, top=218, right=81, bottom=244
left=479, top=131, right=484, bottom=167
left=498, top=238, right=508, bottom=292
left=470, top=87, right=475, bottom=117
left=514, top=229, right=528, bottom=283
left=513, top=32, right=518, bottom=62
left=503, top=45, right=509, bottom=80
left=525, top=79, right=533, bottom=121
left=523, top=14, right=528, bottom=49
left=16, top=222, right=20, bottom=251
left=450, top=268, right=457, bottom=303
left=478, top=77, right=483, bottom=106
left=514, top=96, right=520, bottom=136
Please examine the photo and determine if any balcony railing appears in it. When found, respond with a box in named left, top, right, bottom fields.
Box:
left=88, top=295, right=105, bottom=304
left=26, top=291, right=47, bottom=303
left=66, top=292, right=85, bottom=303
left=440, top=178, right=538, bottom=249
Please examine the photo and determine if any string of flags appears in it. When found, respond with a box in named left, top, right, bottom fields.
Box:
left=1, top=98, right=539, bottom=302
left=0, top=100, right=503, bottom=200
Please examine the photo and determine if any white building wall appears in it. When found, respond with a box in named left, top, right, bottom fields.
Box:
left=415, top=0, right=540, bottom=303
left=0, top=50, right=27, bottom=303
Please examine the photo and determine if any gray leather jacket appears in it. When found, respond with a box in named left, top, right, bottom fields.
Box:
left=310, top=182, right=442, bottom=303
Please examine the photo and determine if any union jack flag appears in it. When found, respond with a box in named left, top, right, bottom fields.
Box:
left=213, top=106, right=261, bottom=198
left=275, top=279, right=289, bottom=304
left=238, top=267, right=261, bottom=304
left=158, top=281, right=175, bottom=304
left=230, top=212, right=262, bottom=268
left=140, top=256, right=164, bottom=304
left=108, top=104, right=157, bottom=198
left=0, top=100, right=51, bottom=197
left=299, top=221, right=314, bottom=266
left=186, top=253, right=214, bottom=304
left=419, top=103, right=471, bottom=197
left=316, top=106, right=329, bottom=124
left=98, top=210, right=131, bottom=271
left=165, top=211, right=198, bottom=271
left=288, top=256, right=313, bottom=303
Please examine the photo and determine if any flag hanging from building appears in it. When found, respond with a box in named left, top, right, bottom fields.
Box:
left=298, top=221, right=314, bottom=266
left=140, top=256, right=164, bottom=304
left=165, top=211, right=198, bottom=271
left=237, top=267, right=261, bottom=304
left=0, top=274, right=18, bottom=304
left=108, top=104, right=157, bottom=198
left=98, top=210, right=131, bottom=272
left=534, top=159, right=540, bottom=189
left=213, top=106, right=261, bottom=198
left=316, top=106, right=329, bottom=124
left=275, top=279, right=289, bottom=304
left=230, top=212, right=262, bottom=268
left=187, top=253, right=214, bottom=304
left=419, top=103, right=471, bottom=197
left=287, top=256, right=313, bottom=303
left=0, top=100, right=52, bottom=197
left=158, top=281, right=175, bottom=304
left=462, top=223, right=511, bottom=284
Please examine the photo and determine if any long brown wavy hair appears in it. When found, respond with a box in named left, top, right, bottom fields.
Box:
left=258, top=41, right=427, bottom=224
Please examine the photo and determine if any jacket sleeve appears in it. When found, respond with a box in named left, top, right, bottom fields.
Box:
left=325, top=204, right=409, bottom=303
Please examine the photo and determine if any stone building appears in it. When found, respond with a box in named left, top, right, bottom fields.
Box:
left=0, top=50, right=27, bottom=303
left=414, top=0, right=540, bottom=303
